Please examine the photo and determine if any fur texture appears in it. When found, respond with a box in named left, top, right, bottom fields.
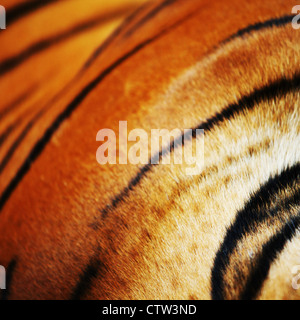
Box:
left=0, top=0, right=299, bottom=300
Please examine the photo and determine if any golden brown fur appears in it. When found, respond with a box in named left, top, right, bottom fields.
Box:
left=0, top=0, right=299, bottom=299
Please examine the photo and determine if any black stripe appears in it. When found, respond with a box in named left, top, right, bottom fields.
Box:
left=96, top=138, right=181, bottom=221
left=92, top=74, right=300, bottom=227
left=240, top=214, right=300, bottom=300
left=95, top=138, right=180, bottom=221
left=70, top=253, right=106, bottom=300
left=1, top=258, right=17, bottom=300
left=80, top=13, right=299, bottom=95
left=0, top=110, right=44, bottom=175
left=82, top=2, right=151, bottom=71
left=211, top=164, right=300, bottom=300
left=0, top=5, right=149, bottom=167
left=0, top=106, right=33, bottom=151
left=0, top=122, right=17, bottom=148
left=6, top=0, right=55, bottom=26
left=0, top=5, right=138, bottom=75
left=225, top=15, right=295, bottom=44
left=1, top=11, right=295, bottom=209
left=0, top=14, right=193, bottom=212
left=0, top=12, right=298, bottom=211
left=0, top=81, right=80, bottom=176
left=98, top=164, right=153, bottom=220
left=123, top=0, right=178, bottom=38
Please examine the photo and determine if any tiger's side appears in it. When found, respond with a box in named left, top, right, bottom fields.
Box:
left=0, top=0, right=299, bottom=300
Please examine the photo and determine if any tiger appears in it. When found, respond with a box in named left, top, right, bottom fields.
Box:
left=0, top=0, right=299, bottom=300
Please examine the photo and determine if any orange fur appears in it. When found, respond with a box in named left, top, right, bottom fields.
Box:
left=0, top=0, right=299, bottom=300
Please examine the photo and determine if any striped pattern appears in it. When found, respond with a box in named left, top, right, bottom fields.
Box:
left=0, top=0, right=299, bottom=300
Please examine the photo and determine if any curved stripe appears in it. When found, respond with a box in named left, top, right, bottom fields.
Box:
left=81, top=2, right=151, bottom=71
left=241, top=214, right=300, bottom=300
left=211, top=164, right=300, bottom=300
left=93, top=74, right=300, bottom=226
left=224, top=14, right=294, bottom=44
left=70, top=250, right=106, bottom=300
left=86, top=76, right=300, bottom=299
left=123, top=0, right=178, bottom=38
left=1, top=13, right=296, bottom=209
left=0, top=109, right=44, bottom=175
left=0, top=13, right=195, bottom=212
left=83, top=13, right=295, bottom=76
left=0, top=5, right=139, bottom=75
left=0, top=122, right=18, bottom=149
left=0, top=5, right=151, bottom=169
